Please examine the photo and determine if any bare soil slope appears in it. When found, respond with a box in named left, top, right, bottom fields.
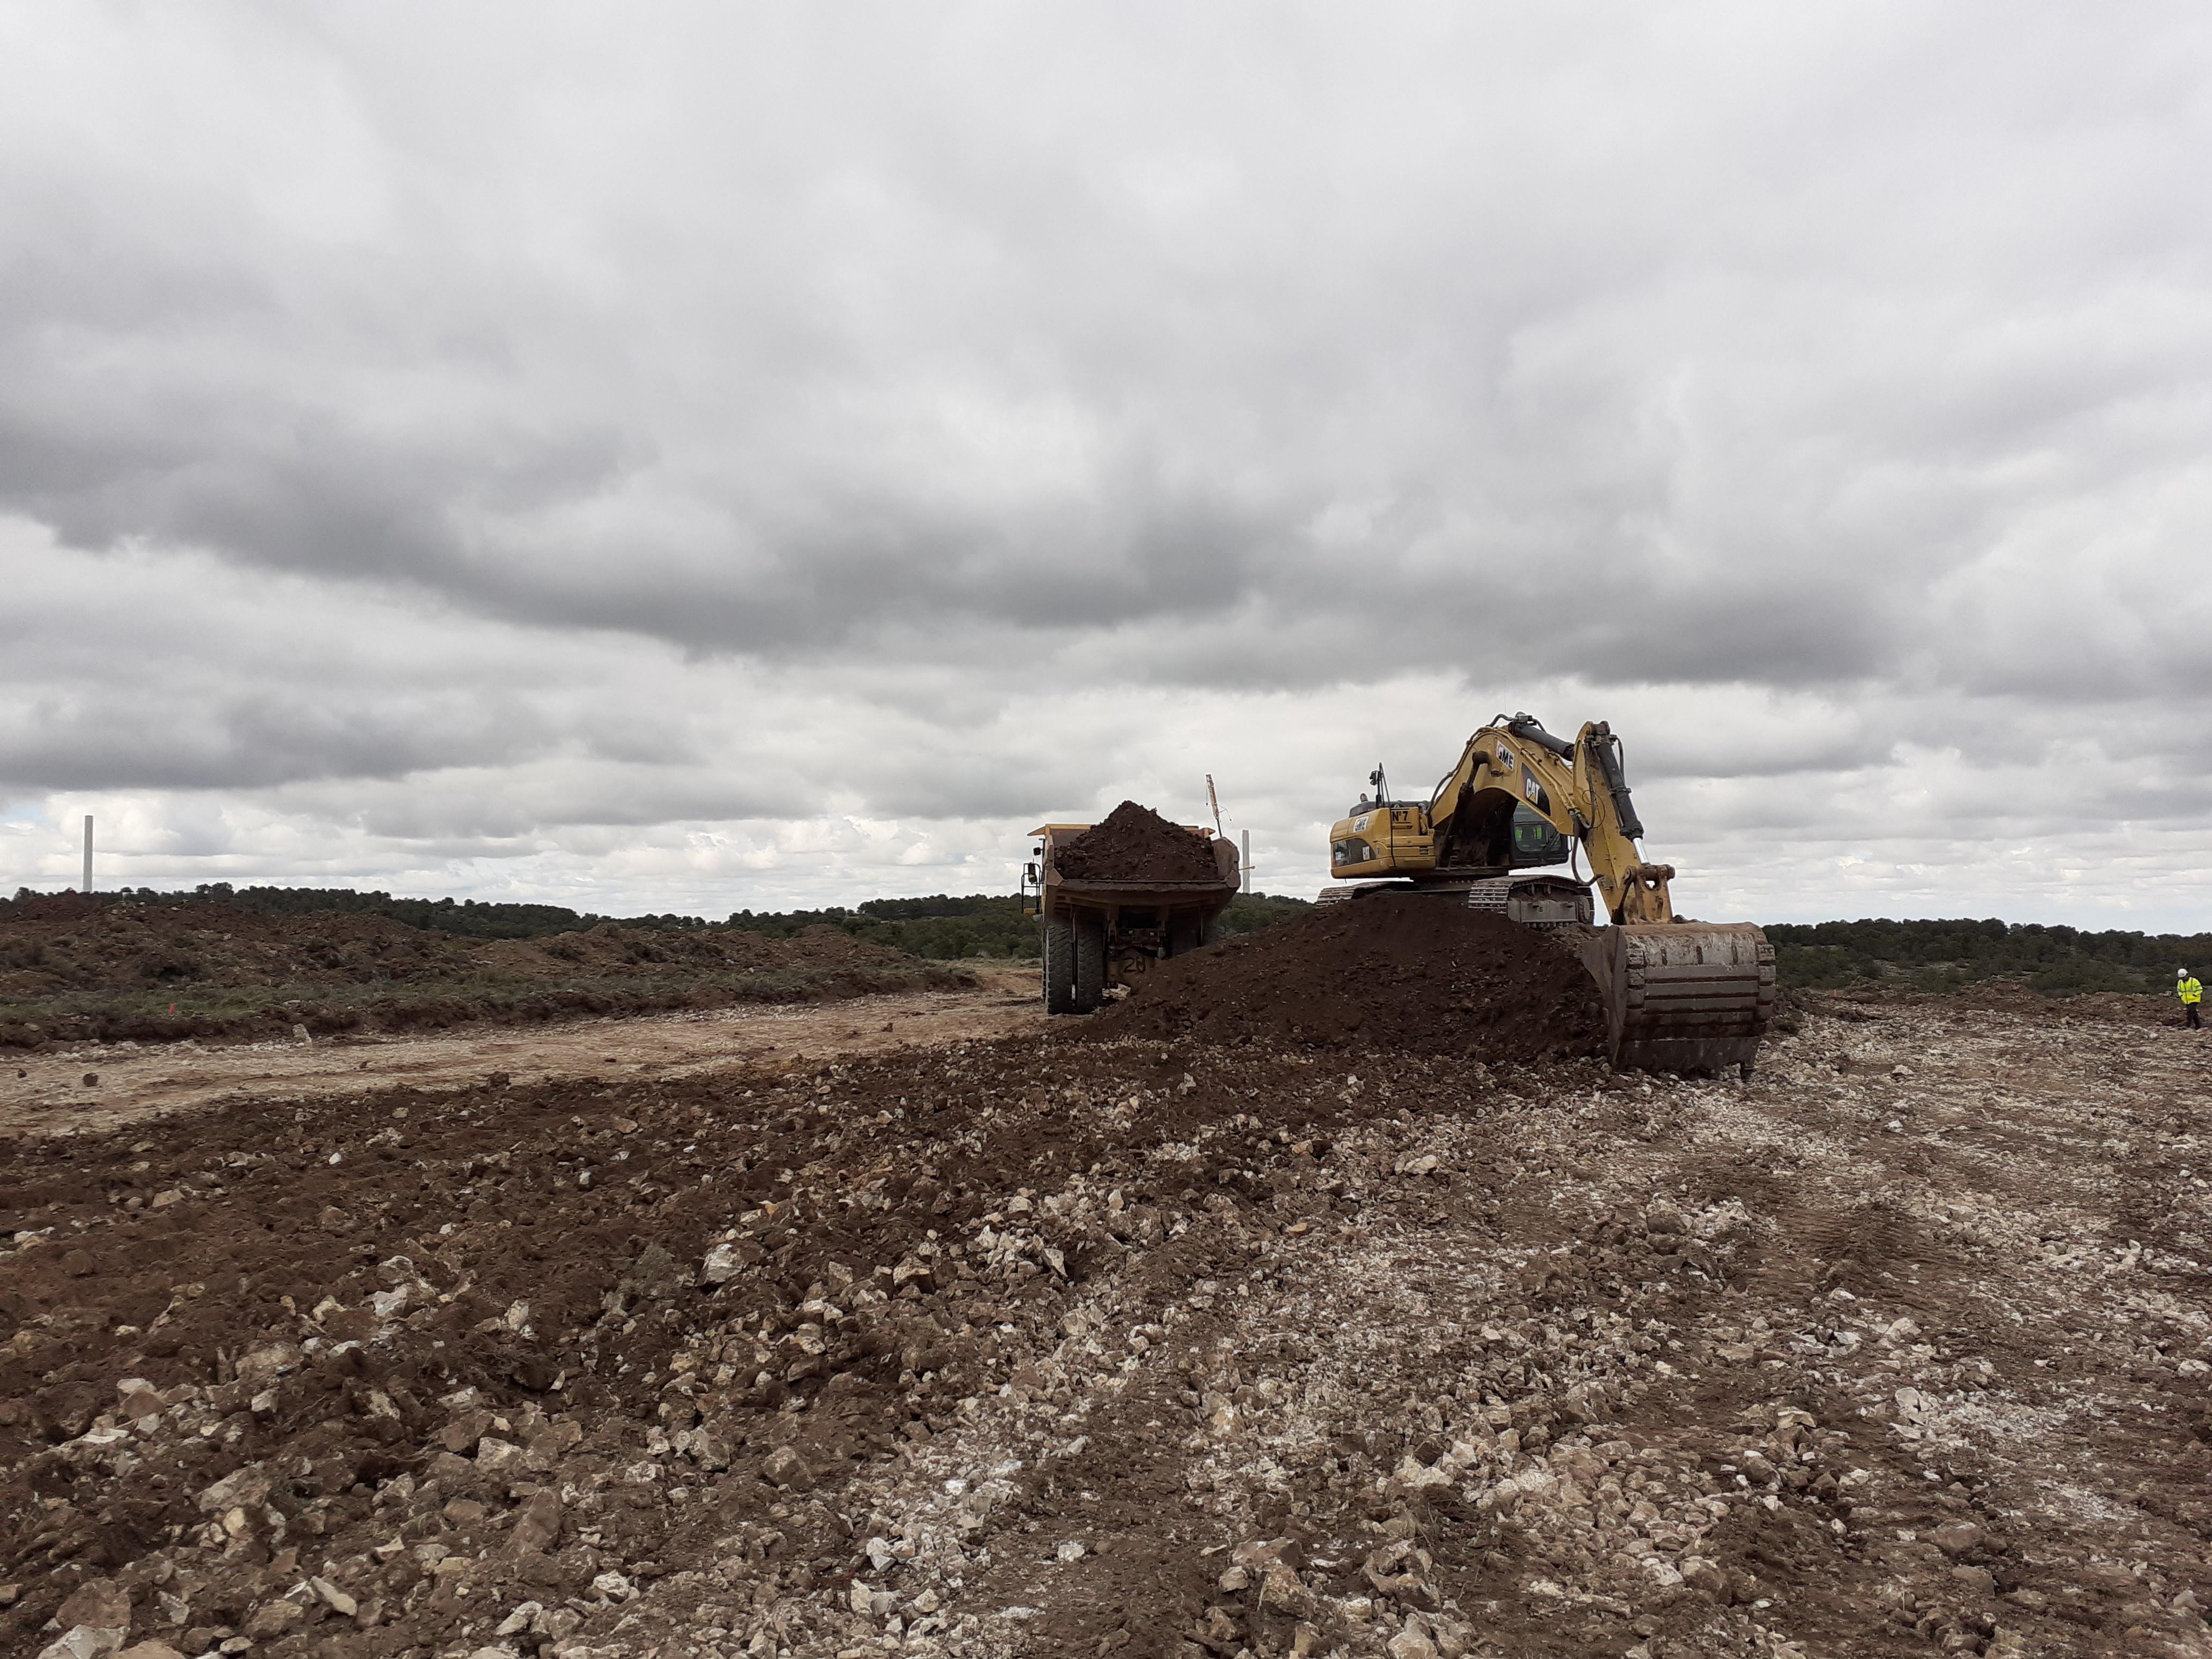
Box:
left=3, top=998, right=2210, bottom=1658
left=1093, top=894, right=1606, bottom=1059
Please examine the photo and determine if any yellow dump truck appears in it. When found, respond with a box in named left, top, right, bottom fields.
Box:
left=1022, top=806, right=1240, bottom=1014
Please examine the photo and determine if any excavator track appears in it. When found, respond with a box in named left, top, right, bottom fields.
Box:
left=1579, top=922, right=1776, bottom=1078
left=1461, top=874, right=1594, bottom=931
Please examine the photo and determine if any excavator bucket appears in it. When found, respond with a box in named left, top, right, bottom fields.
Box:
left=1579, top=922, right=1776, bottom=1078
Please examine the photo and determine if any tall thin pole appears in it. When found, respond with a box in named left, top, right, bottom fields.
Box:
left=1240, top=829, right=1251, bottom=894
left=83, top=816, right=93, bottom=893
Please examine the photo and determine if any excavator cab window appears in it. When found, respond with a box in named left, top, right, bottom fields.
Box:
left=1508, top=807, right=1568, bottom=868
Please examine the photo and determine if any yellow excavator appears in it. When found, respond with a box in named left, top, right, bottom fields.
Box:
left=1322, top=712, right=1776, bottom=1077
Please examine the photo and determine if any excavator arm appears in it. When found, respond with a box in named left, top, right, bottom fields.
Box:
left=1418, top=712, right=1776, bottom=1077
left=1425, top=714, right=1675, bottom=923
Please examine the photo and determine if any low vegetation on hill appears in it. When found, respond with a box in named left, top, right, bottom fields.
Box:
left=0, top=892, right=967, bottom=1047
left=1768, top=916, right=2212, bottom=996
left=728, top=891, right=1314, bottom=959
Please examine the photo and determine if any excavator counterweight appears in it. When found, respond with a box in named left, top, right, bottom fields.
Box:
left=1322, top=713, right=1776, bottom=1077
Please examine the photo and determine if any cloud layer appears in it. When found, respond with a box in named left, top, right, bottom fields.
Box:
left=4, top=3, right=2211, bottom=925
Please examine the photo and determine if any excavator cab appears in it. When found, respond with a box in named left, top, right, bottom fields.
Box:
left=1509, top=811, right=1568, bottom=866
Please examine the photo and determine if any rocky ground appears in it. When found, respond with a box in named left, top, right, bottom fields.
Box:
left=4, top=988, right=2211, bottom=1659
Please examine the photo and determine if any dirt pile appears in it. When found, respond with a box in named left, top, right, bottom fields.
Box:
left=0, top=898, right=969, bottom=1048
left=1093, top=892, right=1605, bottom=1058
left=1053, top=801, right=1223, bottom=884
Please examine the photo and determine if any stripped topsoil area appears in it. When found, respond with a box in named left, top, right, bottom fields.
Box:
left=0, top=895, right=970, bottom=1049
left=1093, top=894, right=1606, bottom=1059
left=1052, top=803, right=1222, bottom=885
left=5, top=995, right=2211, bottom=1659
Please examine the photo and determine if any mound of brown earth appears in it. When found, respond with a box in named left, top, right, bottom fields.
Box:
left=1053, top=800, right=1223, bottom=883
left=0, top=897, right=969, bottom=1048
left=1090, top=891, right=1605, bottom=1057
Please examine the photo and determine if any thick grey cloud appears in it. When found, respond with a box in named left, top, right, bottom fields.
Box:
left=3, top=3, right=2210, bottom=923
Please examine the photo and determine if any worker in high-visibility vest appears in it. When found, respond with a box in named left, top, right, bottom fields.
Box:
left=2180, top=968, right=2203, bottom=1029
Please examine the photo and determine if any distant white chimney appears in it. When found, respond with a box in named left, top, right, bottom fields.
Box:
left=83, top=816, right=93, bottom=893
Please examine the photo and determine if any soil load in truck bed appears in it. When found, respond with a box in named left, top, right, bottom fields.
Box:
left=1051, top=800, right=1223, bottom=883
left=1089, top=891, right=1606, bottom=1057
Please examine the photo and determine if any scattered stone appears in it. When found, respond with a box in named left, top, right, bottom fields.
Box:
left=475, top=1435, right=526, bottom=1473
left=195, top=1463, right=273, bottom=1516
left=241, top=1599, right=304, bottom=1639
left=1931, top=1521, right=1984, bottom=1559
left=56, top=1578, right=132, bottom=1631
left=508, top=1490, right=564, bottom=1556
left=310, top=1576, right=356, bottom=1617
left=1680, top=1557, right=1730, bottom=1600
left=702, top=1239, right=765, bottom=1283
left=38, top=1630, right=123, bottom=1659
left=494, top=1601, right=543, bottom=1637
left=763, top=1446, right=815, bottom=1490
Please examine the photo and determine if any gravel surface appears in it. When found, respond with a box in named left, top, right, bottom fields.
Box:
left=3, top=997, right=2209, bottom=1658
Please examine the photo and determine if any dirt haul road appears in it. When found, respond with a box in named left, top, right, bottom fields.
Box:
left=4, top=969, right=2212, bottom=1655
left=0, top=969, right=1041, bottom=1139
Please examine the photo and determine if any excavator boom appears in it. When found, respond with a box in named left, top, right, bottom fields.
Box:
left=1325, top=712, right=1775, bottom=1076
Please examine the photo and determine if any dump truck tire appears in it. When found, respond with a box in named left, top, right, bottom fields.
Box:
left=1073, top=915, right=1107, bottom=1013
left=1167, top=914, right=1202, bottom=957
left=1043, top=918, right=1076, bottom=1014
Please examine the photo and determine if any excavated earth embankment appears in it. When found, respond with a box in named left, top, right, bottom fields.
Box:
left=1093, top=894, right=1606, bottom=1059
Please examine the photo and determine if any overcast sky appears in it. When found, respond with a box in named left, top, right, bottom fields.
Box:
left=4, top=3, right=2210, bottom=927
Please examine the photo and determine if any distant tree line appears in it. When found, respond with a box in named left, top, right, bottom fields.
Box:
left=3, top=884, right=1315, bottom=962
left=31, top=886, right=2188, bottom=996
left=3, top=884, right=706, bottom=940
left=725, top=892, right=1316, bottom=959
left=1768, top=917, right=2212, bottom=996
